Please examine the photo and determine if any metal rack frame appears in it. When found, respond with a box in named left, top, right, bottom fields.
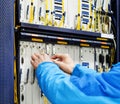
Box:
left=0, top=0, right=14, bottom=104
left=20, top=23, right=114, bottom=40
left=116, top=0, right=120, bottom=62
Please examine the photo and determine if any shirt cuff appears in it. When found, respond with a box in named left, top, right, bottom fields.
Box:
left=35, top=62, right=56, bottom=77
left=71, top=64, right=84, bottom=78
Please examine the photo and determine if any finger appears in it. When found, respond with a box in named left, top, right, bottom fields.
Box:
left=31, top=60, right=37, bottom=69
left=52, top=53, right=69, bottom=59
left=30, top=60, right=34, bottom=66
left=31, top=54, right=38, bottom=61
left=51, top=58, right=55, bottom=61
left=53, top=60, right=61, bottom=65
left=44, top=53, right=49, bottom=58
left=34, top=53, right=45, bottom=59
left=53, top=60, right=69, bottom=73
left=34, top=53, right=40, bottom=58
left=51, top=54, right=64, bottom=59
left=51, top=55, right=58, bottom=59
left=43, top=53, right=48, bottom=57
left=38, top=53, right=45, bottom=60
left=51, top=58, right=61, bottom=62
left=53, top=60, right=73, bottom=74
left=53, top=60, right=65, bottom=68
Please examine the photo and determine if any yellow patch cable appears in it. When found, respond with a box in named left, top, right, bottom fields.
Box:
left=102, top=14, right=105, bottom=33
left=45, top=0, right=49, bottom=25
left=94, top=9, right=97, bottom=32
left=76, top=0, right=81, bottom=30
left=98, top=6, right=102, bottom=33
left=29, top=0, right=34, bottom=23
left=39, top=1, right=45, bottom=25
left=104, top=13, right=109, bottom=34
left=95, top=11, right=99, bottom=32
left=48, top=0, right=53, bottom=26
left=90, top=0, right=92, bottom=17
left=92, top=9, right=96, bottom=32
left=87, top=0, right=92, bottom=31
left=98, top=13, right=101, bottom=33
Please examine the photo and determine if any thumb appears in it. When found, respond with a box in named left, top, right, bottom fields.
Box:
left=53, top=60, right=72, bottom=74
left=53, top=60, right=62, bottom=65
left=53, top=60, right=65, bottom=69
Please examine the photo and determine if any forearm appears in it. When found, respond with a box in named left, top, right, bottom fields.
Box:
left=72, top=64, right=98, bottom=77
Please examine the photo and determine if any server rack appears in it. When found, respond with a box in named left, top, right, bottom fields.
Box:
left=14, top=0, right=119, bottom=104
left=14, top=0, right=120, bottom=104
left=0, top=0, right=119, bottom=104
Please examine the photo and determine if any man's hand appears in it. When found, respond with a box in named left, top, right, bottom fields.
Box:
left=31, top=53, right=52, bottom=69
left=51, top=54, right=75, bottom=74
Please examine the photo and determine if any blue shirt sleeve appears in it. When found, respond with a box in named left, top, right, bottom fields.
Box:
left=72, top=64, right=98, bottom=77
left=70, top=63, right=120, bottom=98
left=35, top=62, right=120, bottom=104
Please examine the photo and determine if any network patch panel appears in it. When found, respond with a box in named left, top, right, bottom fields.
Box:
left=18, top=0, right=112, bottom=34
